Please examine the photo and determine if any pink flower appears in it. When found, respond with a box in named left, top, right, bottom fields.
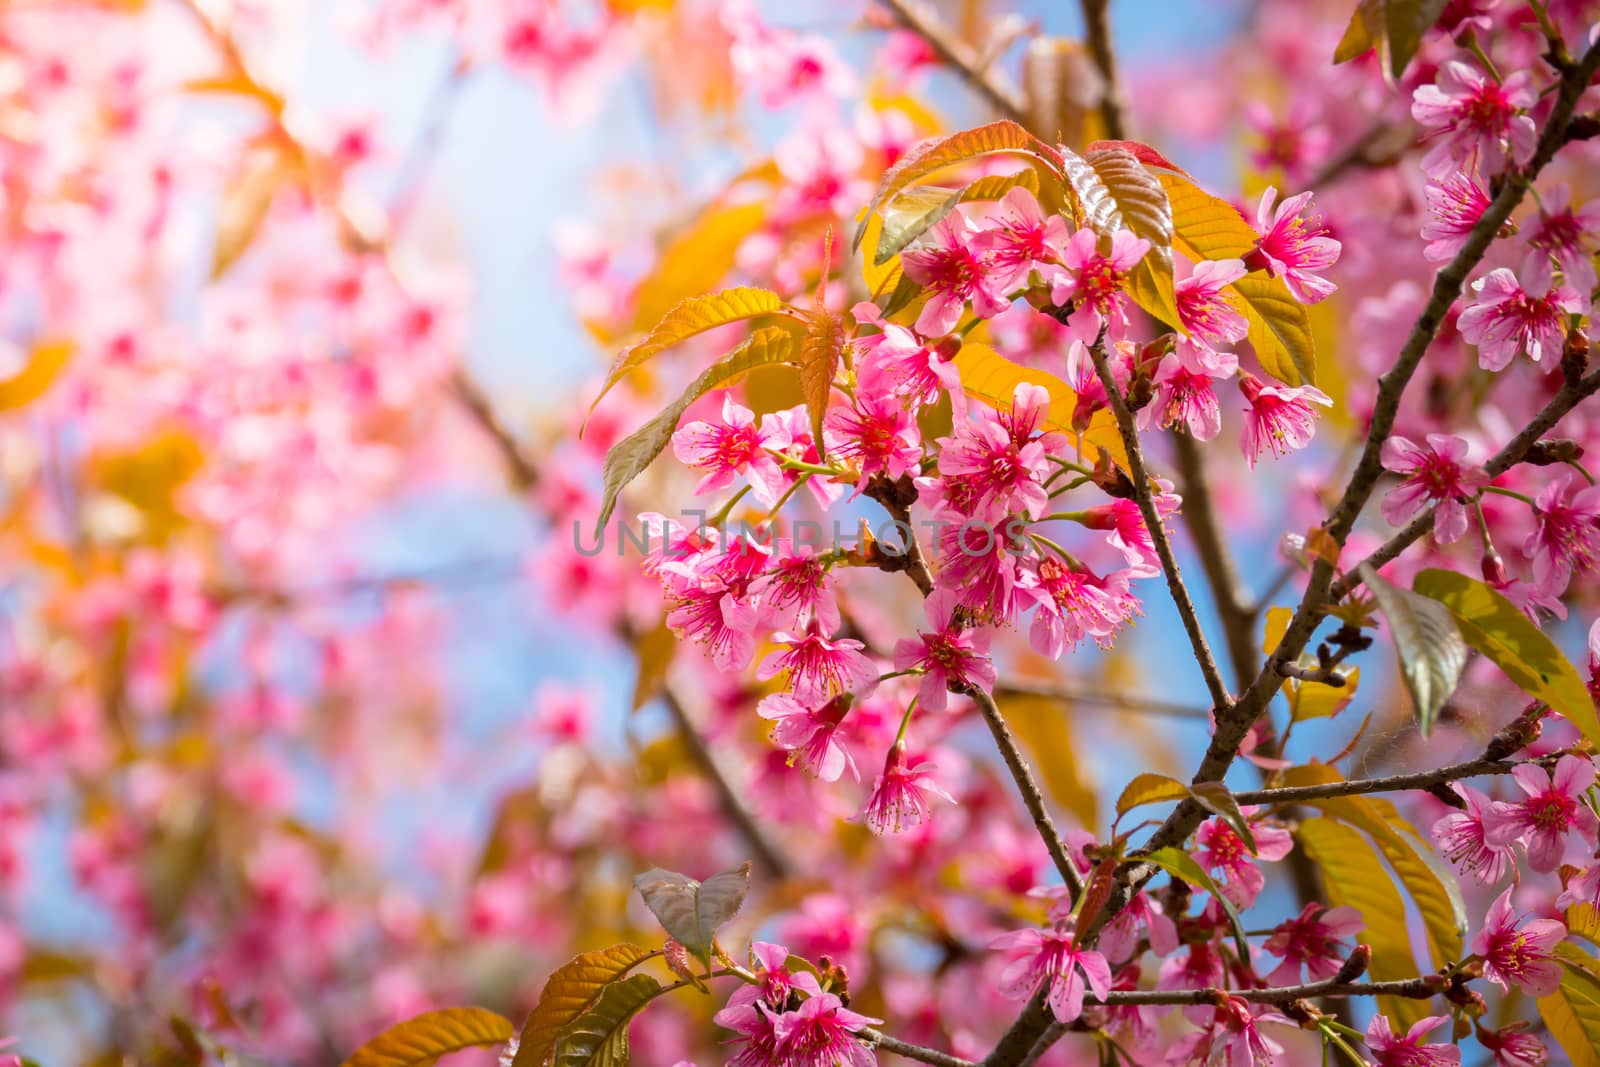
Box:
left=825, top=392, right=921, bottom=490
left=757, top=626, right=876, bottom=704
left=1143, top=340, right=1238, bottom=442
left=851, top=304, right=961, bottom=406
left=751, top=543, right=839, bottom=633
left=1096, top=891, right=1179, bottom=965
left=1171, top=997, right=1288, bottom=1067
left=1365, top=1014, right=1461, bottom=1067
left=1521, top=185, right=1600, bottom=293
left=990, top=925, right=1112, bottom=1024
left=672, top=396, right=788, bottom=506
left=772, top=992, right=881, bottom=1067
left=1422, top=174, right=1491, bottom=262
left=1483, top=755, right=1600, bottom=872
left=1194, top=812, right=1293, bottom=908
left=1558, top=861, right=1600, bottom=911
left=713, top=1000, right=784, bottom=1067
left=1026, top=559, right=1140, bottom=659
left=726, top=941, right=824, bottom=1013
left=1524, top=470, right=1600, bottom=593
left=979, top=186, right=1072, bottom=290
left=937, top=383, right=1062, bottom=519
left=1379, top=434, right=1488, bottom=544
left=1432, top=783, right=1516, bottom=884
left=1478, top=1023, right=1548, bottom=1067
left=901, top=212, right=1011, bottom=336
left=1472, top=887, right=1566, bottom=997
left=1246, top=187, right=1340, bottom=304
left=758, top=693, right=858, bottom=782
left=1262, top=902, right=1364, bottom=984
left=1175, top=259, right=1249, bottom=347
left=1049, top=227, right=1151, bottom=341
left=862, top=741, right=957, bottom=834
left=1238, top=373, right=1332, bottom=468
left=1457, top=268, right=1582, bottom=372
left=892, top=590, right=996, bottom=713
left=1246, top=100, right=1331, bottom=183
left=1077, top=491, right=1181, bottom=579
left=1411, top=61, right=1536, bottom=178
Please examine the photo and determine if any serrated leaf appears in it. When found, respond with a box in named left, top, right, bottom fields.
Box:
left=514, top=945, right=652, bottom=1067
left=1334, top=0, right=1449, bottom=79
left=1412, top=568, right=1600, bottom=749
left=1188, top=782, right=1258, bottom=855
left=799, top=310, right=843, bottom=452
left=595, top=327, right=796, bottom=532
left=950, top=343, right=1127, bottom=470
left=633, top=862, right=751, bottom=960
left=341, top=1008, right=514, bottom=1067
left=1155, top=172, right=1316, bottom=386
left=1359, top=563, right=1467, bottom=737
left=1073, top=146, right=1179, bottom=329
left=618, top=201, right=770, bottom=344
left=1280, top=764, right=1466, bottom=972
left=1295, top=818, right=1429, bottom=1030
left=0, top=339, right=72, bottom=411
left=1539, top=947, right=1600, bottom=1067
left=1115, top=772, right=1189, bottom=817
left=551, top=975, right=661, bottom=1067
left=1144, top=847, right=1249, bottom=960
left=589, top=288, right=790, bottom=419
left=1000, top=692, right=1099, bottom=827
left=854, top=121, right=1062, bottom=251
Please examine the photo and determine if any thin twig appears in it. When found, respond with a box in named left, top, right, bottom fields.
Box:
left=1230, top=751, right=1569, bottom=808
left=994, top=682, right=1210, bottom=720
left=862, top=1029, right=980, bottom=1067
left=1092, top=975, right=1452, bottom=1006
left=879, top=0, right=1026, bottom=122
left=1076, top=0, right=1125, bottom=139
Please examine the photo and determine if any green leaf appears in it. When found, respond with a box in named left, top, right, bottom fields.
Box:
left=633, top=862, right=752, bottom=961
left=1539, top=945, right=1600, bottom=1067
left=855, top=121, right=1063, bottom=251
left=1359, top=563, right=1467, bottom=737
left=341, top=1008, right=515, bottom=1067
left=594, top=327, right=796, bottom=532
left=551, top=975, right=662, bottom=1067
left=1188, top=782, right=1258, bottom=855
left=1295, top=818, right=1430, bottom=1029
left=1334, top=0, right=1450, bottom=80
left=514, top=945, right=652, bottom=1067
left=1144, top=846, right=1249, bottom=960
left=1412, top=568, right=1600, bottom=749
left=1155, top=172, right=1316, bottom=386
left=588, top=287, right=790, bottom=419
left=1115, top=772, right=1189, bottom=817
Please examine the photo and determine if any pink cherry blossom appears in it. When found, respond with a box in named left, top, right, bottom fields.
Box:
left=1432, top=783, right=1516, bottom=884
left=1483, top=755, right=1600, bottom=872
left=937, top=383, right=1062, bottom=519
left=758, top=626, right=877, bottom=704
left=892, top=590, right=996, bottom=712
left=672, top=396, right=788, bottom=506
left=1194, top=812, right=1293, bottom=908
left=1411, top=61, right=1536, bottom=178
left=1026, top=559, right=1140, bottom=659
left=1143, top=340, right=1238, bottom=442
left=978, top=186, right=1071, bottom=291
left=1048, top=227, right=1151, bottom=341
left=1365, top=1014, right=1461, bottom=1067
left=1421, top=173, right=1491, bottom=262
left=772, top=992, right=881, bottom=1067
left=990, top=925, right=1112, bottom=1024
left=1477, top=1023, right=1548, bottom=1067
left=726, top=942, right=824, bottom=1013
left=862, top=742, right=957, bottom=834
left=759, top=693, right=858, bottom=783
left=1472, top=887, right=1566, bottom=997
left=1238, top=373, right=1333, bottom=468
left=1457, top=268, right=1583, bottom=372
left=901, top=212, right=1012, bottom=335
left=1096, top=891, right=1179, bottom=965
left=1170, top=997, right=1288, bottom=1067
left=1175, top=259, right=1248, bottom=347
left=1246, top=187, right=1340, bottom=304
left=1379, top=434, right=1489, bottom=543
left=751, top=543, right=840, bottom=633
left=1521, top=185, right=1600, bottom=293
left=851, top=304, right=962, bottom=406
left=1077, top=490, right=1181, bottom=579
left=1261, top=902, right=1364, bottom=984
left=713, top=1000, right=784, bottom=1067
left=826, top=392, right=921, bottom=490
left=1524, top=471, right=1600, bottom=594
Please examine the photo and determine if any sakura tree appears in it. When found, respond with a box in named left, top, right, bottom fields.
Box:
left=4, top=1, right=1600, bottom=1067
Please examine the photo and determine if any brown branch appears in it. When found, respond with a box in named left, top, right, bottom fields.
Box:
left=878, top=0, right=1027, bottom=123
left=969, top=687, right=1085, bottom=897
left=863, top=1028, right=979, bottom=1067
left=1093, top=974, right=1454, bottom=1006
left=1076, top=0, right=1125, bottom=139
left=1171, top=432, right=1258, bottom=693
left=994, top=682, right=1210, bottom=720
left=1230, top=751, right=1569, bottom=808
left=1084, top=341, right=1232, bottom=711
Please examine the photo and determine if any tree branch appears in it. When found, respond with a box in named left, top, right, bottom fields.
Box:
left=1093, top=974, right=1454, bottom=1006
left=1229, top=751, right=1569, bottom=808
left=994, top=681, right=1209, bottom=720
left=1076, top=0, right=1125, bottom=139
left=863, top=1028, right=979, bottom=1067
left=879, top=0, right=1026, bottom=123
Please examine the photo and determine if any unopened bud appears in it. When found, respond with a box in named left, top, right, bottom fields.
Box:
left=931, top=336, right=962, bottom=363
left=1481, top=546, right=1508, bottom=586
left=1524, top=439, right=1585, bottom=466
left=1333, top=944, right=1371, bottom=983
left=1240, top=246, right=1273, bottom=275
left=1563, top=327, right=1590, bottom=384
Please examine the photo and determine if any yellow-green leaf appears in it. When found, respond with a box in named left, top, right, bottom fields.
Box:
left=595, top=327, right=795, bottom=531
left=341, top=1007, right=514, bottom=1067
left=514, top=945, right=652, bottom=1067
left=1115, top=772, right=1188, bottom=817
left=1001, top=692, right=1099, bottom=827
left=551, top=974, right=661, bottom=1067
left=1144, top=847, right=1249, bottom=959
left=590, top=287, right=789, bottom=418
left=1412, top=568, right=1600, bottom=749
left=1360, top=563, right=1467, bottom=737
left=1261, top=606, right=1359, bottom=719
left=1295, top=818, right=1429, bottom=1029
left=0, top=339, right=72, bottom=411
left=1334, top=0, right=1450, bottom=79
left=630, top=620, right=677, bottom=712
left=873, top=170, right=1043, bottom=266
left=622, top=201, right=770, bottom=342
left=213, top=142, right=293, bottom=278
left=1539, top=944, right=1600, bottom=1067
left=950, top=343, right=1128, bottom=470
left=855, top=120, right=1062, bottom=250
left=1156, top=172, right=1316, bottom=386
left=1072, top=145, right=1180, bottom=329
